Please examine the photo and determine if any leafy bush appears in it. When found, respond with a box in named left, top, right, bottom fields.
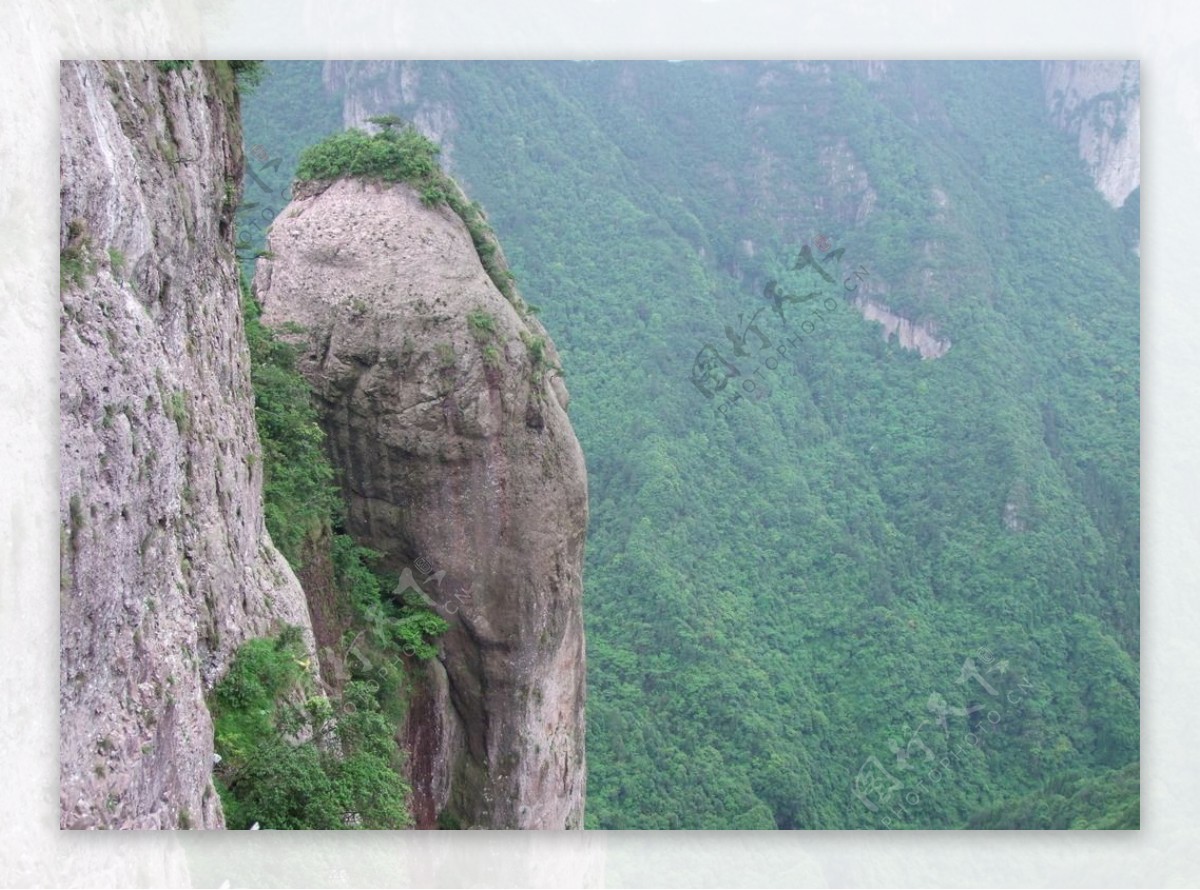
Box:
left=61, top=220, right=95, bottom=290
left=467, top=308, right=497, bottom=340
left=483, top=343, right=502, bottom=369
left=242, top=276, right=339, bottom=567
left=166, top=391, right=190, bottom=434
left=332, top=534, right=449, bottom=662
left=221, top=738, right=341, bottom=830
left=107, top=248, right=125, bottom=279
left=213, top=633, right=305, bottom=761
left=330, top=533, right=384, bottom=612
left=211, top=628, right=413, bottom=829
left=294, top=126, right=441, bottom=187
left=390, top=610, right=450, bottom=661
left=519, top=330, right=552, bottom=383
left=229, top=60, right=266, bottom=92
left=60, top=245, right=94, bottom=290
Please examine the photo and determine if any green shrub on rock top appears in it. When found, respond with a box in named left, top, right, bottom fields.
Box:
left=294, top=125, right=441, bottom=187
left=293, top=123, right=520, bottom=305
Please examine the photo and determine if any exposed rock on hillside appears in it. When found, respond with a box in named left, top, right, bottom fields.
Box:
left=819, top=140, right=877, bottom=226
left=59, top=60, right=315, bottom=830
left=256, top=178, right=588, bottom=829
left=853, top=297, right=951, bottom=359
left=1042, top=61, right=1140, bottom=208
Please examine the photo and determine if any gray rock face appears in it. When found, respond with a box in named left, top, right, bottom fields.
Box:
left=324, top=62, right=460, bottom=169
left=59, top=61, right=315, bottom=830
left=853, top=297, right=951, bottom=360
left=1042, top=61, right=1140, bottom=208
left=256, top=178, right=588, bottom=829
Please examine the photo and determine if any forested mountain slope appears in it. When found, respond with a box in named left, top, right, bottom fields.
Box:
left=243, top=60, right=1139, bottom=829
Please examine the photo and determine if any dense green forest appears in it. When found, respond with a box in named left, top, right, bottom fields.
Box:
left=241, top=60, right=1139, bottom=829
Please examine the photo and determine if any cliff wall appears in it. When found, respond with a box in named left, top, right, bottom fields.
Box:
left=1042, top=60, right=1140, bottom=208
left=59, top=60, right=315, bottom=830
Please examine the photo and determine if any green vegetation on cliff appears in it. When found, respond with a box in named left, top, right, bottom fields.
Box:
left=214, top=256, right=449, bottom=828
left=211, top=627, right=412, bottom=829
left=241, top=272, right=449, bottom=662
left=242, top=283, right=338, bottom=568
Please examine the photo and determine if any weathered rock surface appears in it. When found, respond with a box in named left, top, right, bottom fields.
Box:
left=819, top=139, right=877, bottom=226
left=256, top=178, right=588, bottom=829
left=1042, top=61, right=1140, bottom=208
left=853, top=297, right=951, bottom=359
left=59, top=60, right=315, bottom=830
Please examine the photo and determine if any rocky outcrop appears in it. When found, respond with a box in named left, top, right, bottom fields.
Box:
left=853, top=297, right=951, bottom=359
left=818, top=139, right=877, bottom=226
left=59, top=61, right=315, bottom=830
left=1042, top=61, right=1140, bottom=208
left=255, top=178, right=588, bottom=829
